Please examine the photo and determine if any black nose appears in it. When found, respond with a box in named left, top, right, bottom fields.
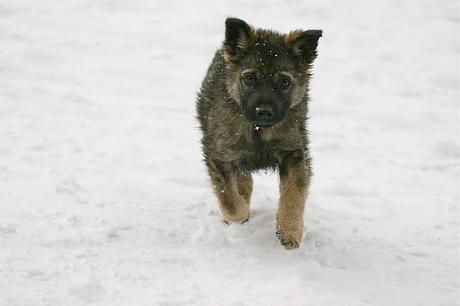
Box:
left=255, top=105, right=274, bottom=121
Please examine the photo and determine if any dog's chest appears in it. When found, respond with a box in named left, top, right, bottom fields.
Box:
left=231, top=130, right=285, bottom=170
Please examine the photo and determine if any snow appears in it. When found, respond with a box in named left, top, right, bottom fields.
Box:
left=0, top=1, right=459, bottom=305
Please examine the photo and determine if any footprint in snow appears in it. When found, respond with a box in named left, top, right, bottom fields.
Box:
left=68, top=280, right=106, bottom=303
left=0, top=224, right=16, bottom=236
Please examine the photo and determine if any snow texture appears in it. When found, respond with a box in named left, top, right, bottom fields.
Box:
left=0, top=1, right=459, bottom=305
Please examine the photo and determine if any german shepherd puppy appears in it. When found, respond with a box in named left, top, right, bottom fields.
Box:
left=196, top=18, right=322, bottom=249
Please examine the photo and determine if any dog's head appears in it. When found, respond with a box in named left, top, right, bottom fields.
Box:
left=223, top=18, right=322, bottom=127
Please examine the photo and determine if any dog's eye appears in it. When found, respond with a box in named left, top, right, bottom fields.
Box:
left=278, top=76, right=291, bottom=90
left=242, top=73, right=256, bottom=87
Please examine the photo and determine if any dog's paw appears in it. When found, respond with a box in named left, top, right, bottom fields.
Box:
left=224, top=217, right=249, bottom=225
left=276, top=223, right=303, bottom=250
left=222, top=202, right=249, bottom=224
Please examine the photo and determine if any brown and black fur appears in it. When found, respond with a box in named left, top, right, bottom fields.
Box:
left=196, top=18, right=322, bottom=249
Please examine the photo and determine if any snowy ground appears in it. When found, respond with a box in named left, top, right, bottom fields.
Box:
left=0, top=1, right=459, bottom=305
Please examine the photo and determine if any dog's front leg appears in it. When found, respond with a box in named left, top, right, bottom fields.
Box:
left=206, top=159, right=249, bottom=224
left=236, top=169, right=253, bottom=205
left=276, top=151, right=310, bottom=249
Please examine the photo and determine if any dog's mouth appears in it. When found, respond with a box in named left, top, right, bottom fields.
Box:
left=254, top=123, right=273, bottom=131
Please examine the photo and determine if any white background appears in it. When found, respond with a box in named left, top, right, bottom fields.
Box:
left=0, top=1, right=459, bottom=305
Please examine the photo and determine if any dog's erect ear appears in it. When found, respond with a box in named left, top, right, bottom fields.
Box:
left=224, top=18, right=256, bottom=61
left=286, top=30, right=322, bottom=59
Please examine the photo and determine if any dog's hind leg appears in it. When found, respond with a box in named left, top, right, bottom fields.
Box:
left=236, top=170, right=253, bottom=206
left=206, top=159, right=250, bottom=224
left=276, top=151, right=310, bottom=249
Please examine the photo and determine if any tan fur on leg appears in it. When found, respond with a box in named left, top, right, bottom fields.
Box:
left=207, top=160, right=249, bottom=223
left=276, top=155, right=310, bottom=249
left=236, top=170, right=253, bottom=205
